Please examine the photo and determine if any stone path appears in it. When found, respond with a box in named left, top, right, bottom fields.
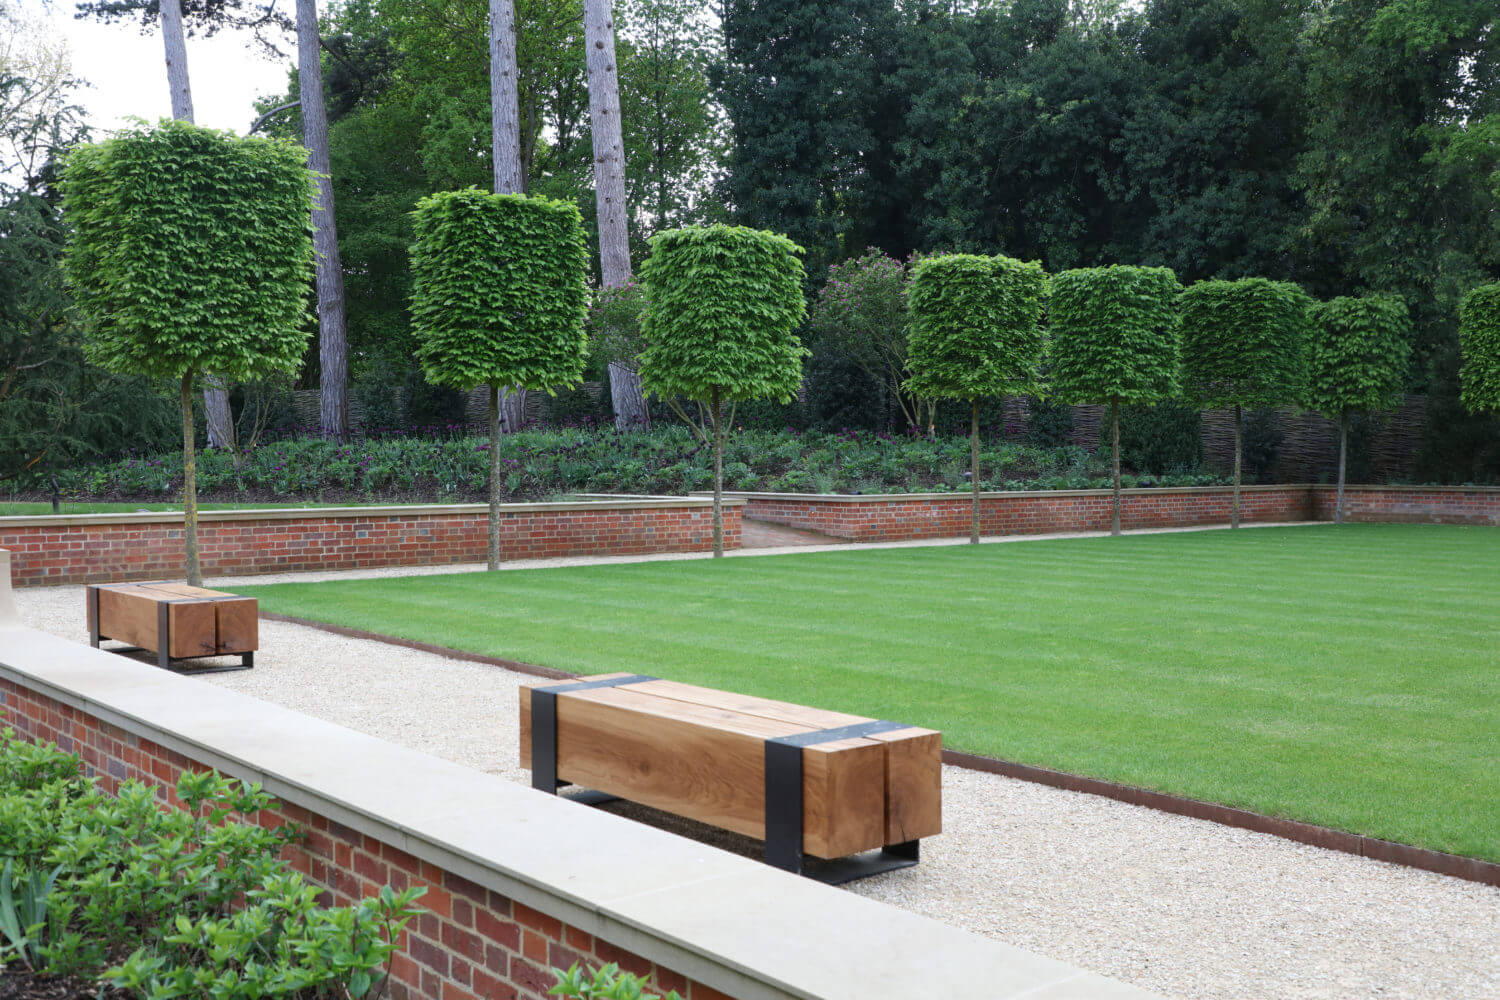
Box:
left=10, top=566, right=1498, bottom=1000
left=740, top=517, right=848, bottom=548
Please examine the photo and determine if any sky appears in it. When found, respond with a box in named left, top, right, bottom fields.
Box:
left=30, top=0, right=291, bottom=135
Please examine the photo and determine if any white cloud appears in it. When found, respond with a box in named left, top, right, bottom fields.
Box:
left=28, top=0, right=291, bottom=136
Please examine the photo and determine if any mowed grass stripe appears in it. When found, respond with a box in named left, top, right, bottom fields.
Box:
left=243, top=524, right=1500, bottom=861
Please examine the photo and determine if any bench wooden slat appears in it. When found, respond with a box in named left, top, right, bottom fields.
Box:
left=519, top=675, right=941, bottom=860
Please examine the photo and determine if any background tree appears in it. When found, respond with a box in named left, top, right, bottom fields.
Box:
left=807, top=249, right=928, bottom=433
left=1304, top=295, right=1412, bottom=524
left=410, top=189, right=588, bottom=569
left=1179, top=277, right=1309, bottom=527
left=63, top=120, right=314, bottom=584
left=297, top=0, right=350, bottom=440
left=1049, top=265, right=1182, bottom=536
left=638, top=225, right=806, bottom=556
left=905, top=254, right=1047, bottom=543
left=1459, top=283, right=1500, bottom=414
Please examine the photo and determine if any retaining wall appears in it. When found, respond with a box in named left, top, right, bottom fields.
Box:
left=732, top=486, right=1314, bottom=542
left=0, top=550, right=1151, bottom=1000
left=0, top=499, right=743, bottom=587
left=1309, top=485, right=1500, bottom=525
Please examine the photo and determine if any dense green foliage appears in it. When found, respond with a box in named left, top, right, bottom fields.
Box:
left=638, top=226, right=807, bottom=405
left=806, top=250, right=919, bottom=430
left=1459, top=282, right=1500, bottom=413
left=62, top=120, right=314, bottom=385
left=245, top=524, right=1500, bottom=862
left=410, top=189, right=589, bottom=393
left=1179, top=279, right=1309, bottom=410
left=17, top=429, right=1222, bottom=504
left=551, top=963, right=681, bottom=1000
left=1304, top=296, right=1412, bottom=419
left=0, top=730, right=422, bottom=995
left=905, top=255, right=1047, bottom=401
left=1048, top=266, right=1182, bottom=407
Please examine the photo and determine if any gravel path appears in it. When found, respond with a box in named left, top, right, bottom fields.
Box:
left=11, top=569, right=1499, bottom=1000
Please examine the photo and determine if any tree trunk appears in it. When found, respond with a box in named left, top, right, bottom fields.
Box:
left=970, top=399, right=980, bottom=545
left=488, top=384, right=501, bottom=570
left=608, top=361, right=649, bottom=430
left=498, top=386, right=527, bottom=432
left=1110, top=398, right=1121, bottom=536
left=159, top=0, right=235, bottom=450
left=489, top=0, right=524, bottom=194
left=1232, top=403, right=1242, bottom=530
left=298, top=0, right=349, bottom=440
left=711, top=385, right=724, bottom=558
left=179, top=373, right=201, bottom=587
left=1336, top=414, right=1347, bottom=526
left=583, top=0, right=649, bottom=431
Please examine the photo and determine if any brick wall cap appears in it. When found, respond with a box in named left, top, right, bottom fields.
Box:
left=0, top=497, right=742, bottom=529
left=700, top=485, right=1321, bottom=502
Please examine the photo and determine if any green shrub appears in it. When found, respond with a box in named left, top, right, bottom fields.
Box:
left=1459, top=281, right=1500, bottom=415
left=550, top=963, right=682, bottom=1000
left=0, top=728, right=423, bottom=994
left=1118, top=401, right=1202, bottom=475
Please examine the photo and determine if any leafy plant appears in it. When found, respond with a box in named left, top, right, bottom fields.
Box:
left=550, top=962, right=683, bottom=1000
left=1305, top=295, right=1411, bottom=522
left=1179, top=277, right=1309, bottom=525
left=410, top=188, right=590, bottom=569
left=62, top=118, right=314, bottom=585
left=638, top=225, right=808, bottom=555
left=905, top=253, right=1047, bottom=542
left=1459, top=281, right=1500, bottom=415
left=0, top=858, right=62, bottom=970
left=1048, top=265, right=1182, bottom=534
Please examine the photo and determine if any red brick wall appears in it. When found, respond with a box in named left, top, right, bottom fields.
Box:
left=1, top=503, right=742, bottom=587
left=0, top=677, right=726, bottom=1000
left=1310, top=486, right=1500, bottom=525
left=741, top=487, right=1315, bottom=542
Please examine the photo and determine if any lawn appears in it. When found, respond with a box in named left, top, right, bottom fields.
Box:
left=240, top=523, right=1500, bottom=862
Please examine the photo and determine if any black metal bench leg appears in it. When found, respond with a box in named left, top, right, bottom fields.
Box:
left=157, top=603, right=171, bottom=671
left=242, top=651, right=254, bottom=669
left=531, top=689, right=559, bottom=793
left=87, top=587, right=101, bottom=649
left=764, top=738, right=804, bottom=874
left=883, top=840, right=919, bottom=862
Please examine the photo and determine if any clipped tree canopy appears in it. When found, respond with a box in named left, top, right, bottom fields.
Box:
left=62, top=118, right=314, bottom=382
left=638, top=225, right=808, bottom=403
left=905, top=253, right=1047, bottom=400
left=1048, top=264, right=1182, bottom=405
left=1460, top=282, right=1500, bottom=414
left=1179, top=277, right=1310, bottom=410
left=1305, top=295, right=1411, bottom=417
left=410, top=188, right=590, bottom=392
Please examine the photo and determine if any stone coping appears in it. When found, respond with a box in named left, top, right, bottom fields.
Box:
left=0, top=497, right=742, bottom=529
left=0, top=552, right=1151, bottom=1000
left=699, top=484, right=1315, bottom=502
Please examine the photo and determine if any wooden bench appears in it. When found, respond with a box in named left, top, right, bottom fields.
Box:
left=520, top=674, right=941, bottom=882
left=86, top=582, right=257, bottom=673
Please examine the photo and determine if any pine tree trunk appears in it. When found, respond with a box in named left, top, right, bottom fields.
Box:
left=298, top=0, right=349, bottom=440
left=179, top=373, right=201, bottom=587
left=583, top=0, right=649, bottom=431
left=159, top=0, right=235, bottom=450
left=489, top=0, right=524, bottom=194
left=711, top=386, right=724, bottom=558
left=608, top=362, right=649, bottom=429
left=1232, top=403, right=1242, bottom=529
left=1110, top=398, right=1121, bottom=536
left=488, top=384, right=501, bottom=570
left=970, top=399, right=980, bottom=545
left=1336, top=415, right=1347, bottom=526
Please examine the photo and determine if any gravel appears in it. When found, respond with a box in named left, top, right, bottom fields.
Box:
left=11, top=567, right=1499, bottom=1000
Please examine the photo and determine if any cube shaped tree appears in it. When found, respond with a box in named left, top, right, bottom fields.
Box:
left=638, top=225, right=807, bottom=557
left=410, top=188, right=589, bottom=569
left=1049, top=265, right=1182, bottom=536
left=63, top=120, right=313, bottom=586
left=1305, top=295, right=1411, bottom=524
left=1179, top=278, right=1309, bottom=528
left=1460, top=282, right=1500, bottom=415
left=906, top=254, right=1048, bottom=544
